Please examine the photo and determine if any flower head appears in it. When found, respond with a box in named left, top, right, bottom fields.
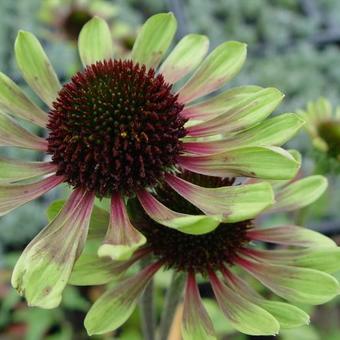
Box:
left=82, top=172, right=340, bottom=338
left=1, top=13, right=302, bottom=308
left=298, top=97, right=340, bottom=162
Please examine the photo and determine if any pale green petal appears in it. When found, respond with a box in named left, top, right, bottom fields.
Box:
left=137, top=190, right=221, bottom=234
left=165, top=175, right=274, bottom=222
left=78, top=16, right=113, bottom=66
left=11, top=190, right=94, bottom=308
left=0, top=158, right=56, bottom=183
left=0, top=112, right=47, bottom=150
left=186, top=88, right=284, bottom=137
left=85, top=262, right=161, bottom=335
left=159, top=34, right=209, bottom=84
left=269, top=175, right=328, bottom=213
left=237, top=257, right=339, bottom=305
left=179, top=146, right=300, bottom=180
left=0, top=72, right=47, bottom=126
left=178, top=41, right=247, bottom=103
left=15, top=31, right=61, bottom=107
left=131, top=13, right=177, bottom=69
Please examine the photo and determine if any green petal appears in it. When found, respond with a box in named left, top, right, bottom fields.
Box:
left=11, top=190, right=94, bottom=308
left=178, top=41, right=247, bottom=103
left=0, top=72, right=47, bottom=126
left=137, top=190, right=221, bottom=234
left=165, top=175, right=274, bottom=222
left=269, top=175, right=328, bottom=213
left=85, top=262, right=161, bottom=335
left=0, top=113, right=47, bottom=150
left=182, top=85, right=262, bottom=120
left=159, top=34, right=209, bottom=84
left=0, top=158, right=55, bottom=183
left=131, top=13, right=177, bottom=69
left=259, top=300, right=310, bottom=329
left=210, top=274, right=279, bottom=336
left=15, top=31, right=61, bottom=107
left=78, top=16, right=113, bottom=67
left=186, top=88, right=284, bottom=137
left=179, top=146, right=300, bottom=180
left=237, top=257, right=339, bottom=305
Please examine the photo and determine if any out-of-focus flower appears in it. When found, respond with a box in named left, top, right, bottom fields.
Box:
left=82, top=173, right=339, bottom=338
left=0, top=13, right=302, bottom=308
left=298, top=97, right=340, bottom=161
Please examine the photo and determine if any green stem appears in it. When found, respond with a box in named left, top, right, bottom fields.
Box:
left=140, top=278, right=155, bottom=340
left=158, top=272, right=185, bottom=340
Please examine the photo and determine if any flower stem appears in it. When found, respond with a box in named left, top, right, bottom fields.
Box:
left=139, top=257, right=155, bottom=340
left=158, top=272, right=185, bottom=340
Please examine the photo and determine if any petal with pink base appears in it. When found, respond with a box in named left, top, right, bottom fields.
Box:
left=0, top=113, right=47, bottom=150
left=0, top=158, right=56, bottom=183
left=209, top=271, right=279, bottom=335
left=97, top=193, right=146, bottom=261
left=186, top=88, right=283, bottom=137
left=181, top=85, right=262, bottom=120
left=247, top=225, right=336, bottom=248
left=85, top=261, right=162, bottom=335
left=11, top=189, right=95, bottom=308
left=0, top=175, right=64, bottom=216
left=165, top=174, right=274, bottom=222
left=235, top=256, right=339, bottom=305
left=182, top=272, right=216, bottom=340
left=137, top=190, right=221, bottom=234
left=179, top=146, right=299, bottom=180
left=177, top=41, right=247, bottom=104
left=159, top=34, right=209, bottom=84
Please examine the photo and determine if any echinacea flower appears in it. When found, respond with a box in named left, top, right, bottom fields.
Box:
left=80, top=172, right=340, bottom=338
left=298, top=97, right=340, bottom=161
left=0, top=13, right=302, bottom=308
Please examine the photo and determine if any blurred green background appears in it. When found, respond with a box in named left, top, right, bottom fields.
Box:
left=1, top=0, right=340, bottom=339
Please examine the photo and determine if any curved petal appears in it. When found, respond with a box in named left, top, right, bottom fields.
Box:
left=0, top=72, right=48, bottom=127
left=136, top=190, right=221, bottom=235
left=97, top=193, right=146, bottom=261
left=131, top=13, right=177, bottom=70
left=183, top=113, right=305, bottom=154
left=268, top=175, right=328, bottom=213
left=181, top=85, right=262, bottom=120
left=84, top=261, right=162, bottom=335
left=15, top=31, right=61, bottom=107
left=247, top=225, right=336, bottom=248
left=164, top=174, right=274, bottom=222
left=0, top=158, right=56, bottom=183
left=209, top=271, right=279, bottom=335
left=78, top=16, right=113, bottom=67
left=0, top=175, right=63, bottom=216
left=11, top=189, right=95, bottom=308
left=235, top=256, right=339, bottom=305
left=159, top=34, right=209, bottom=84
left=178, top=146, right=300, bottom=180
left=182, top=272, right=216, bottom=340
left=177, top=41, right=247, bottom=104
left=0, top=113, right=47, bottom=150
left=186, top=88, right=283, bottom=137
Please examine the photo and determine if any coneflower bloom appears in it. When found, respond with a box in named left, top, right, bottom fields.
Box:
left=0, top=13, right=302, bottom=308
left=298, top=97, right=340, bottom=162
left=82, top=172, right=340, bottom=337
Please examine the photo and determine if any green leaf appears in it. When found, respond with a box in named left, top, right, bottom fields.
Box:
left=159, top=34, right=209, bottom=84
left=178, top=41, right=247, bottom=103
left=78, top=16, right=113, bottom=66
left=0, top=72, right=47, bottom=126
left=270, top=175, right=328, bottom=212
left=15, top=31, right=61, bottom=107
left=131, top=13, right=177, bottom=69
